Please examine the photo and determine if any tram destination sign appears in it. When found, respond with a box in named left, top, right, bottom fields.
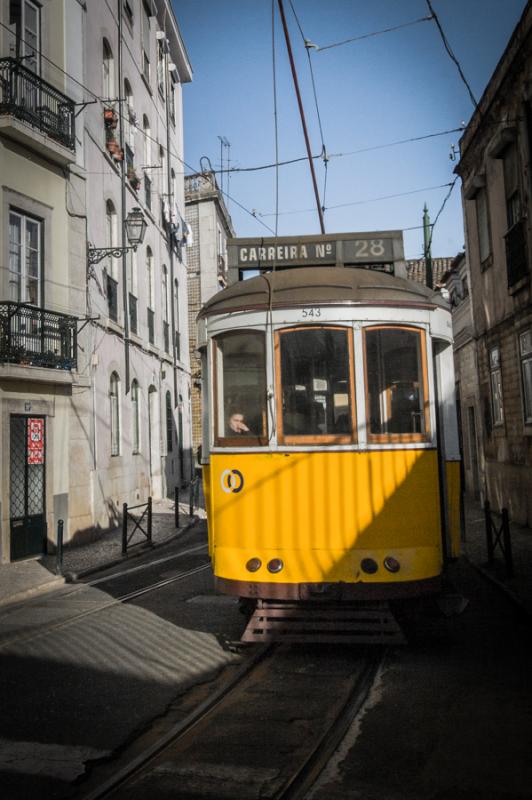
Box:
left=228, top=231, right=402, bottom=273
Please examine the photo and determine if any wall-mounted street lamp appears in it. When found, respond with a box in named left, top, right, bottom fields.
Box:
left=87, top=207, right=147, bottom=265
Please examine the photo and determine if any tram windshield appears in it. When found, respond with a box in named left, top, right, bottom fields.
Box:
left=214, top=331, right=267, bottom=443
left=278, top=328, right=354, bottom=442
left=365, top=327, right=428, bottom=438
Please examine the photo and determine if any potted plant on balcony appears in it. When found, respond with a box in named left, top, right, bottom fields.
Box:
left=127, top=166, right=141, bottom=191
left=106, top=127, right=119, bottom=156
left=104, top=107, right=118, bottom=128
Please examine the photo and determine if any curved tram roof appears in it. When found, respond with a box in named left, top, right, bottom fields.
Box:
left=198, top=267, right=447, bottom=319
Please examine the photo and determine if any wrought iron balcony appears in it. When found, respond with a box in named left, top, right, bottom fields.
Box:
left=0, top=302, right=77, bottom=370
left=0, top=57, right=76, bottom=153
left=505, top=218, right=529, bottom=287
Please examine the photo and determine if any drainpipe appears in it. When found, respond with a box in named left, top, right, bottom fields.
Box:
left=117, top=0, right=130, bottom=393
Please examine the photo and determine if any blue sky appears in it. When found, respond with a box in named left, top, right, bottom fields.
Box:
left=175, top=0, right=527, bottom=259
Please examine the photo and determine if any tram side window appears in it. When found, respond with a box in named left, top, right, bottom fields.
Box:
left=278, top=328, right=354, bottom=441
left=365, top=327, right=428, bottom=439
left=214, top=331, right=267, bottom=443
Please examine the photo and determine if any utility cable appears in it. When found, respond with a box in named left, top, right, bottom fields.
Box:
left=272, top=0, right=280, bottom=237
left=309, top=14, right=433, bottom=52
left=258, top=182, right=453, bottom=217
left=426, top=177, right=458, bottom=253
left=425, top=0, right=479, bottom=111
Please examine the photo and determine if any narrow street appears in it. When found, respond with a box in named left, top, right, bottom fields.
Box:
left=1, top=520, right=531, bottom=800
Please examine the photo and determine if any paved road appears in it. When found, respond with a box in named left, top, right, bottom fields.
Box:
left=0, top=524, right=244, bottom=800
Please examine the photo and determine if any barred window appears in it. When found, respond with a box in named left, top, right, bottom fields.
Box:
left=520, top=331, right=532, bottom=424
left=489, top=346, right=504, bottom=427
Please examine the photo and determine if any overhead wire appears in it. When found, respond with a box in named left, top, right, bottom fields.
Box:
left=258, top=182, right=454, bottom=217
left=309, top=14, right=434, bottom=52
left=425, top=0, right=479, bottom=111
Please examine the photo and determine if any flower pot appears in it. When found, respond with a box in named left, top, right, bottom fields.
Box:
left=106, top=139, right=119, bottom=154
left=113, top=148, right=124, bottom=161
left=104, top=109, right=118, bottom=128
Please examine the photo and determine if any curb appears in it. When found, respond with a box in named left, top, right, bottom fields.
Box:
left=65, top=517, right=201, bottom=582
left=0, top=574, right=66, bottom=610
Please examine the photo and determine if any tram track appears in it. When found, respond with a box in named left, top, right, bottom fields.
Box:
left=0, top=557, right=211, bottom=652
left=79, top=644, right=384, bottom=800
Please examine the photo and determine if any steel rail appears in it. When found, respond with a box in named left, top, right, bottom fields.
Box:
left=79, top=643, right=273, bottom=800
left=0, top=560, right=211, bottom=652
left=274, top=650, right=385, bottom=799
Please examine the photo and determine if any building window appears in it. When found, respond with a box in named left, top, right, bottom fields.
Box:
left=146, top=246, right=154, bottom=308
left=364, top=326, right=429, bottom=441
left=102, top=39, right=115, bottom=101
left=141, top=0, right=151, bottom=83
left=157, top=38, right=165, bottom=98
left=131, top=379, right=140, bottom=453
left=124, top=80, right=135, bottom=152
left=105, top=200, right=118, bottom=279
left=277, top=327, right=355, bottom=444
left=489, top=345, right=504, bottom=427
left=173, top=278, right=180, bottom=360
left=476, top=187, right=491, bottom=265
left=214, top=331, right=268, bottom=445
left=10, top=0, right=40, bottom=73
left=169, top=74, right=177, bottom=123
left=110, top=372, right=121, bottom=456
left=162, top=265, right=169, bottom=353
left=166, top=391, right=173, bottom=452
left=503, top=144, right=521, bottom=229
left=520, top=330, right=532, bottom=424
left=9, top=209, right=42, bottom=305
left=124, top=0, right=134, bottom=27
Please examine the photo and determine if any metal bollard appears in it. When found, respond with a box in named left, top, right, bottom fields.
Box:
left=175, top=485, right=180, bottom=528
left=122, top=502, right=128, bottom=555
left=501, top=508, right=514, bottom=577
left=484, top=500, right=494, bottom=564
left=147, top=496, right=153, bottom=545
left=56, top=519, right=64, bottom=576
left=189, top=480, right=194, bottom=517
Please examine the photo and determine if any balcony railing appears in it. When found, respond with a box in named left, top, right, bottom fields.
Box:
left=163, top=321, right=170, bottom=354
left=0, top=302, right=77, bottom=370
left=147, top=307, right=155, bottom=344
left=129, top=293, right=138, bottom=334
left=0, top=57, right=76, bottom=151
left=107, top=274, right=118, bottom=322
left=505, top=218, right=529, bottom=287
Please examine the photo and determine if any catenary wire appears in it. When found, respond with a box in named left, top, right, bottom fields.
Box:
left=425, top=0, right=479, bottom=111
left=310, top=14, right=434, bottom=52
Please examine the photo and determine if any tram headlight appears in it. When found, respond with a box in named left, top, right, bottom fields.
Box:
left=267, top=558, right=284, bottom=574
left=384, top=556, right=400, bottom=573
left=361, top=558, right=378, bottom=575
left=246, top=558, right=262, bottom=573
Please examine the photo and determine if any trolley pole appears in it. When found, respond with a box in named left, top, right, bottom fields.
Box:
left=423, top=203, right=434, bottom=289
left=277, top=0, right=325, bottom=234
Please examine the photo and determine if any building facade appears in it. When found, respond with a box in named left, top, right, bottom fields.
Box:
left=0, top=0, right=192, bottom=562
left=185, top=171, right=234, bottom=453
left=456, top=1, right=532, bottom=525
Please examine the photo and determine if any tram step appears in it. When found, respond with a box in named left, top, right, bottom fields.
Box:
left=241, top=601, right=406, bottom=644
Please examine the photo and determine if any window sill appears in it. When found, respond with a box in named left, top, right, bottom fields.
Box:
left=141, top=73, right=153, bottom=96
left=106, top=318, right=124, bottom=335
left=480, top=254, right=493, bottom=272
left=508, top=274, right=530, bottom=295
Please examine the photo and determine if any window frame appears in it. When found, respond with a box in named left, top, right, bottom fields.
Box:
left=519, top=330, right=532, bottom=425
left=8, top=208, right=43, bottom=305
left=110, top=372, right=121, bottom=456
left=275, top=325, right=357, bottom=446
left=212, top=331, right=269, bottom=447
left=488, top=345, right=504, bottom=427
left=475, top=186, right=492, bottom=267
left=362, top=324, right=431, bottom=444
left=131, top=379, right=140, bottom=454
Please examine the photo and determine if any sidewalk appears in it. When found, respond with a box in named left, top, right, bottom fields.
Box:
left=0, top=492, right=205, bottom=609
left=461, top=494, right=532, bottom=617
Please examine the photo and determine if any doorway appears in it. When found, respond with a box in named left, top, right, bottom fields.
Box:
left=10, top=415, right=47, bottom=560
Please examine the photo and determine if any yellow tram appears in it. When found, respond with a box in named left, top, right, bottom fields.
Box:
left=198, top=242, right=460, bottom=604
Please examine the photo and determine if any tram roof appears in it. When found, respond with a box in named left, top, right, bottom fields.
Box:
left=198, top=267, right=447, bottom=318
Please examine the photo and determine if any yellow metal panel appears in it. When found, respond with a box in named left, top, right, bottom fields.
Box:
left=207, top=450, right=443, bottom=584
